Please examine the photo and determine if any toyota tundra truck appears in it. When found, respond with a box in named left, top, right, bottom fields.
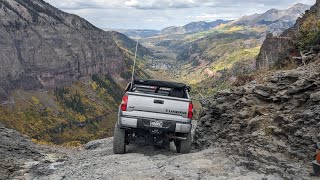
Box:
left=113, top=79, right=193, bottom=154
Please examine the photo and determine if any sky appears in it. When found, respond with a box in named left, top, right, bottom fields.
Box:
left=45, top=0, right=316, bottom=30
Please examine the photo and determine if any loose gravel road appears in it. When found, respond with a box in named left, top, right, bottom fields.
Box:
left=12, top=121, right=281, bottom=180
left=19, top=139, right=281, bottom=180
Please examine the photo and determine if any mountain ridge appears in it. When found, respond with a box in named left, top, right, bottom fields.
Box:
left=160, top=19, right=232, bottom=35
left=0, top=0, right=151, bottom=102
left=0, top=0, right=151, bottom=146
left=231, top=3, right=311, bottom=34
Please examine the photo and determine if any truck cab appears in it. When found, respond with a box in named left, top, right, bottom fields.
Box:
left=113, top=79, right=193, bottom=154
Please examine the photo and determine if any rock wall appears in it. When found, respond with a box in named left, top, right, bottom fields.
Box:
left=256, top=37, right=297, bottom=69
left=0, top=0, right=128, bottom=101
left=195, top=60, right=320, bottom=178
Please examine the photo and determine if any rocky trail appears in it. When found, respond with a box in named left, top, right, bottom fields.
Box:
left=1, top=121, right=282, bottom=180
left=17, top=139, right=281, bottom=180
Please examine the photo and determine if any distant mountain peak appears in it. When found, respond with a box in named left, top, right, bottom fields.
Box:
left=231, top=3, right=311, bottom=34
left=293, top=3, right=307, bottom=7
left=160, top=19, right=231, bottom=35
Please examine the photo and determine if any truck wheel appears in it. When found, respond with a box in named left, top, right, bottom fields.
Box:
left=113, top=124, right=126, bottom=154
left=175, top=133, right=192, bottom=154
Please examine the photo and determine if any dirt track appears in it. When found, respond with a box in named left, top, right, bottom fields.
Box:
left=17, top=121, right=281, bottom=180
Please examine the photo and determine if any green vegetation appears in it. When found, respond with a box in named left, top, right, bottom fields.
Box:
left=299, top=14, right=320, bottom=50
left=0, top=76, right=123, bottom=146
left=92, top=74, right=123, bottom=101
left=166, top=25, right=263, bottom=98
left=55, top=87, right=86, bottom=114
left=185, top=24, right=263, bottom=42
left=212, top=46, right=260, bottom=71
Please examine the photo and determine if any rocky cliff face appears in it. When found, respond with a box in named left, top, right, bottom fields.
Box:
left=195, top=59, right=320, bottom=178
left=0, top=0, right=131, bottom=101
left=0, top=123, right=42, bottom=179
left=256, top=1, right=319, bottom=69
left=256, top=36, right=297, bottom=69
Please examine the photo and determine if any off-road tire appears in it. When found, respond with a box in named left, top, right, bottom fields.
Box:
left=113, top=124, right=126, bottom=154
left=175, top=133, right=192, bottom=154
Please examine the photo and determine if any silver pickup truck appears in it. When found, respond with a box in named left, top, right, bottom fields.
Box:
left=113, top=79, right=193, bottom=154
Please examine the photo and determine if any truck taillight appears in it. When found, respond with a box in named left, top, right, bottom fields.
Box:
left=188, top=102, right=193, bottom=119
left=121, top=95, right=128, bottom=111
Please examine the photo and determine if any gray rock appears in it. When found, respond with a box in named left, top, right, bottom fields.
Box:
left=0, top=0, right=151, bottom=101
left=0, top=126, right=42, bottom=179
left=194, top=57, right=320, bottom=178
left=310, top=91, right=320, bottom=102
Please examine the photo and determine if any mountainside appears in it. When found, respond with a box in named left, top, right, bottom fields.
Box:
left=160, top=19, right=231, bottom=35
left=0, top=0, right=147, bottom=102
left=232, top=3, right=311, bottom=35
left=0, top=0, right=151, bottom=146
left=141, top=3, right=312, bottom=98
left=110, top=31, right=153, bottom=59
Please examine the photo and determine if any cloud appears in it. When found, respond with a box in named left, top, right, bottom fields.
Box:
left=46, top=0, right=126, bottom=10
left=46, top=0, right=316, bottom=10
left=44, top=0, right=317, bottom=29
left=124, top=0, right=201, bottom=9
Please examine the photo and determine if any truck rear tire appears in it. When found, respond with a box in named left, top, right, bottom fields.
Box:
left=175, top=133, right=192, bottom=154
left=113, top=124, right=126, bottom=154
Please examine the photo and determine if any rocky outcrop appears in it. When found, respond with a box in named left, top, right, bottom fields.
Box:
left=195, top=60, right=320, bottom=178
left=256, top=37, right=297, bottom=69
left=0, top=123, right=42, bottom=179
left=0, top=0, right=139, bottom=101
left=256, top=1, right=319, bottom=69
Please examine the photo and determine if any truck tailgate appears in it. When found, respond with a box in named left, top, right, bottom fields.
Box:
left=126, top=92, right=191, bottom=119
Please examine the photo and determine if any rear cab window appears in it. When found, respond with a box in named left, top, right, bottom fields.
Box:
left=132, top=85, right=187, bottom=99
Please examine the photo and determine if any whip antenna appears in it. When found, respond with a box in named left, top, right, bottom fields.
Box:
left=131, top=40, right=139, bottom=89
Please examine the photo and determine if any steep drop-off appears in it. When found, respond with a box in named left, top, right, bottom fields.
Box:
left=0, top=0, right=152, bottom=146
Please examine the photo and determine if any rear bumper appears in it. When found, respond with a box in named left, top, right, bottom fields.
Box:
left=119, top=117, right=192, bottom=133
